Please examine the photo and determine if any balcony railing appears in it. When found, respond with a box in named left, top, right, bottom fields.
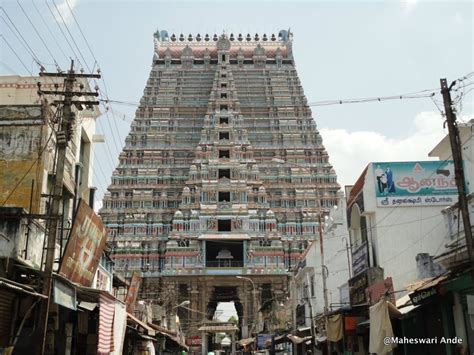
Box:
left=205, top=260, right=244, bottom=268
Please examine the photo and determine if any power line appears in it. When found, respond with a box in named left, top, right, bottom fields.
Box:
left=0, top=10, right=42, bottom=68
left=64, top=0, right=97, bottom=64
left=31, top=0, right=69, bottom=63
left=43, top=0, right=79, bottom=62
left=16, top=0, right=60, bottom=70
left=0, top=34, right=33, bottom=75
left=51, top=0, right=92, bottom=71
left=59, top=0, right=124, bottom=155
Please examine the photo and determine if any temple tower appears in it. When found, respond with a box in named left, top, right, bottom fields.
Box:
left=100, top=29, right=339, bottom=348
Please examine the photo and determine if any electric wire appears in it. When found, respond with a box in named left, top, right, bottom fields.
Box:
left=0, top=11, right=42, bottom=68
left=51, top=0, right=90, bottom=72
left=59, top=0, right=125, bottom=156
left=16, top=0, right=60, bottom=70
left=31, top=0, right=69, bottom=63
left=43, top=0, right=79, bottom=63
left=0, top=34, right=33, bottom=75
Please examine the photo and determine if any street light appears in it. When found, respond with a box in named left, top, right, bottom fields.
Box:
left=236, top=276, right=258, bottom=343
left=271, top=158, right=330, bottom=353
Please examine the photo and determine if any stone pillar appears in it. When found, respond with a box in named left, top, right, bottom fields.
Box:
left=201, top=332, right=207, bottom=355
left=237, top=286, right=249, bottom=338
left=231, top=333, right=236, bottom=354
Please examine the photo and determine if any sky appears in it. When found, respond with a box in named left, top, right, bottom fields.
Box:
left=1, top=0, right=472, bottom=322
left=1, top=0, right=473, bottom=203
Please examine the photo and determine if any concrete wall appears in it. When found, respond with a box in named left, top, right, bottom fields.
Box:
left=0, top=75, right=100, bottom=218
left=293, top=195, right=350, bottom=317
left=359, top=164, right=449, bottom=293
left=0, top=111, right=46, bottom=213
left=0, top=207, right=46, bottom=270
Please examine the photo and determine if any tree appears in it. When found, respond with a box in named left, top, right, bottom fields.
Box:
left=228, top=315, right=238, bottom=324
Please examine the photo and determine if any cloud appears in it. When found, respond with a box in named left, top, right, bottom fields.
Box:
left=94, top=199, right=103, bottom=213
left=54, top=0, right=80, bottom=24
left=320, top=111, right=447, bottom=188
left=401, top=0, right=418, bottom=13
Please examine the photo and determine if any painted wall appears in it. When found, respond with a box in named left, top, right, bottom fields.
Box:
left=359, top=164, right=449, bottom=293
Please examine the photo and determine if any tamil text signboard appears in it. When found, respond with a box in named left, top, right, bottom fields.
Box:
left=59, top=200, right=108, bottom=287
left=409, top=286, right=439, bottom=306
left=372, top=161, right=459, bottom=207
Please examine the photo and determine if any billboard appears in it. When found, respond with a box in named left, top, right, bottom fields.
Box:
left=125, top=272, right=141, bottom=314
left=372, top=161, right=459, bottom=207
left=59, top=200, right=108, bottom=287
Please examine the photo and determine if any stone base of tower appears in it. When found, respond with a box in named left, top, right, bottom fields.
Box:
left=142, top=274, right=287, bottom=352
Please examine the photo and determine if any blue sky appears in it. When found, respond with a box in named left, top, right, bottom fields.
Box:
left=1, top=0, right=473, bottom=199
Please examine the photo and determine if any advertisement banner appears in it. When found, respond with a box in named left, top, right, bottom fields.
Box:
left=372, top=161, right=459, bottom=207
left=125, top=272, right=141, bottom=314
left=59, top=200, right=108, bottom=287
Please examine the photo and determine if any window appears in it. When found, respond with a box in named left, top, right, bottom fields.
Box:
left=221, top=54, right=226, bottom=62
left=219, top=150, right=230, bottom=158
left=218, top=192, right=230, bottom=202
left=220, top=93, right=227, bottom=99
left=219, top=132, right=229, bottom=140
left=218, top=169, right=230, bottom=179
left=221, top=83, right=227, bottom=88
left=219, top=117, right=229, bottom=124
left=221, top=74, right=226, bottom=78
left=220, top=104, right=228, bottom=110
left=218, top=219, right=231, bottom=232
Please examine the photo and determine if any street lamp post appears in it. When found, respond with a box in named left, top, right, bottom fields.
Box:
left=236, top=276, right=258, bottom=347
left=271, top=158, right=330, bottom=353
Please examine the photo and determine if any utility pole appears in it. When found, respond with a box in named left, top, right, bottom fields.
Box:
left=440, top=78, right=474, bottom=270
left=317, top=208, right=331, bottom=355
left=36, top=60, right=100, bottom=355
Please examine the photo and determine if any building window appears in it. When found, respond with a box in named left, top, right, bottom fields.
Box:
left=219, top=132, right=229, bottom=140
left=220, top=93, right=227, bottom=99
left=218, top=219, right=231, bottom=232
left=220, top=104, right=228, bottom=111
left=219, top=150, right=230, bottom=158
left=218, top=191, right=230, bottom=202
left=218, top=169, right=231, bottom=179
left=219, top=117, right=229, bottom=124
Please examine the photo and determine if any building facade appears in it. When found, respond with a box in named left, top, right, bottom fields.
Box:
left=99, top=30, right=340, bottom=347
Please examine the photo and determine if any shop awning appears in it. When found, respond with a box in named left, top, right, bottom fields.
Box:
left=405, top=274, right=449, bottom=292
left=0, top=278, right=47, bottom=298
left=127, top=313, right=156, bottom=336
left=396, top=294, right=419, bottom=315
left=238, top=337, right=255, bottom=346
left=198, top=324, right=238, bottom=332
left=287, top=335, right=312, bottom=344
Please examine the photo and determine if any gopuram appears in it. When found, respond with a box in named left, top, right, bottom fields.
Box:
left=100, top=29, right=339, bottom=350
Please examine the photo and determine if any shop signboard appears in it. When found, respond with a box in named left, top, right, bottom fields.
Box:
left=348, top=267, right=384, bottom=306
left=372, top=161, right=459, bottom=207
left=53, top=279, right=76, bottom=311
left=125, top=271, right=141, bottom=313
left=59, top=200, right=108, bottom=287
left=351, top=242, right=369, bottom=276
left=409, top=285, right=439, bottom=306
left=186, top=336, right=202, bottom=346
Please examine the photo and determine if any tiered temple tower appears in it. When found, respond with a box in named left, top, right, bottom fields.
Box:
left=100, top=30, right=339, bottom=346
